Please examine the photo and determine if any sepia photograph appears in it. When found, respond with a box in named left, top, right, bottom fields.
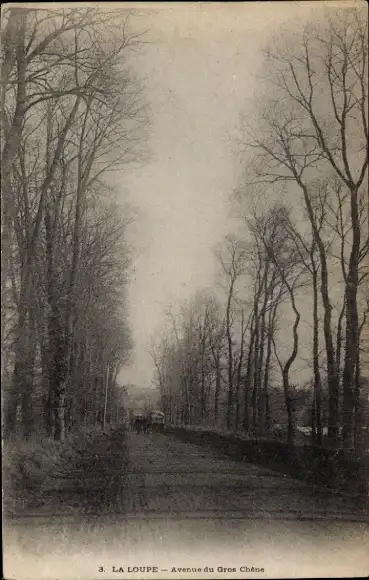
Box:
left=1, top=2, right=368, bottom=579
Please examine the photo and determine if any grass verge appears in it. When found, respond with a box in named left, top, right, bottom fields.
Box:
left=2, top=426, right=123, bottom=516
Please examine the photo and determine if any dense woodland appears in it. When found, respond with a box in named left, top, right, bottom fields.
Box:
left=151, top=8, right=368, bottom=450
left=1, top=7, right=146, bottom=440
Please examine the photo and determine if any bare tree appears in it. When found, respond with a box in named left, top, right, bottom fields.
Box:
left=217, top=236, right=247, bottom=430
left=1, top=6, right=146, bottom=440
left=241, top=8, right=368, bottom=447
left=238, top=213, right=286, bottom=435
left=208, top=311, right=226, bottom=427
left=252, top=205, right=306, bottom=445
left=280, top=189, right=328, bottom=444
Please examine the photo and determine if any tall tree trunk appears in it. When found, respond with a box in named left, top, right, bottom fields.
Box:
left=226, top=280, right=235, bottom=430
left=256, top=303, right=267, bottom=429
left=262, top=305, right=275, bottom=434
left=271, top=278, right=300, bottom=448
left=183, top=376, right=190, bottom=426
left=6, top=272, right=31, bottom=437
left=311, top=395, right=317, bottom=445
left=282, top=373, right=296, bottom=447
left=282, top=297, right=300, bottom=447
left=21, top=307, right=37, bottom=438
left=44, top=183, right=67, bottom=441
left=317, top=240, right=339, bottom=446
left=48, top=306, right=67, bottom=441
left=38, top=325, right=52, bottom=436
left=235, top=310, right=245, bottom=431
left=252, top=321, right=260, bottom=430
left=302, top=183, right=339, bottom=446
left=336, top=299, right=346, bottom=383
left=243, top=323, right=255, bottom=432
left=200, top=339, right=206, bottom=422
left=353, top=311, right=367, bottom=449
left=342, top=186, right=361, bottom=448
left=353, top=345, right=362, bottom=450
left=214, top=359, right=221, bottom=426
left=54, top=390, right=66, bottom=441
left=49, top=100, right=84, bottom=441
left=312, top=264, right=323, bottom=445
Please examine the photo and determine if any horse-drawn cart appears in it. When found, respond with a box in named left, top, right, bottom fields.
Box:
left=149, top=410, right=165, bottom=433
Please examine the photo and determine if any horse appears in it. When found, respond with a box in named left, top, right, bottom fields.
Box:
left=134, top=414, right=151, bottom=434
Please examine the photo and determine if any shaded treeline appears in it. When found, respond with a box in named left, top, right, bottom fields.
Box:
left=1, top=6, right=147, bottom=440
left=151, top=8, right=368, bottom=450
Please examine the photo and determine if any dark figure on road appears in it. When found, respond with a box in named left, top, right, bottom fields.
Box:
left=143, top=416, right=151, bottom=434
left=134, top=414, right=144, bottom=433
left=134, top=414, right=151, bottom=434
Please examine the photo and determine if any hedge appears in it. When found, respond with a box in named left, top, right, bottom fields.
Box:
left=167, top=426, right=368, bottom=501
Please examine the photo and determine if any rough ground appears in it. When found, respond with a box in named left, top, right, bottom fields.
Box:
left=123, top=432, right=366, bottom=520
left=4, top=428, right=369, bottom=580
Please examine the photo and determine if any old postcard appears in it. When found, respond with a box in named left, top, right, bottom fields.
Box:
left=2, top=2, right=368, bottom=579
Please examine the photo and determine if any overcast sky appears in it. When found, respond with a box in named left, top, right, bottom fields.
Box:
left=116, top=2, right=347, bottom=388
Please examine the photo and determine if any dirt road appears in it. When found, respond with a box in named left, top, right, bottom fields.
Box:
left=4, top=429, right=369, bottom=580
left=123, top=431, right=365, bottom=519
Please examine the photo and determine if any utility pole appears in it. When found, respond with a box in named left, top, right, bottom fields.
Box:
left=103, top=362, right=109, bottom=432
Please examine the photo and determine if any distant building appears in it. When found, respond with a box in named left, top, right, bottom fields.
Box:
left=123, top=384, right=161, bottom=415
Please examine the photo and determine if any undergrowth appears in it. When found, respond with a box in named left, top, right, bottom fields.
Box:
left=3, top=426, right=114, bottom=515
